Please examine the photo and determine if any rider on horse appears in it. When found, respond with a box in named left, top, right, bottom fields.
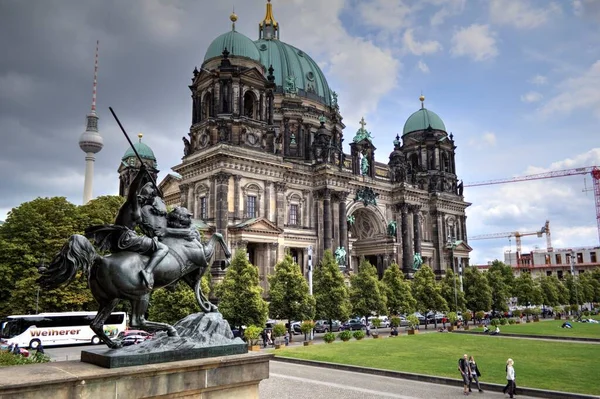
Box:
left=87, top=165, right=195, bottom=290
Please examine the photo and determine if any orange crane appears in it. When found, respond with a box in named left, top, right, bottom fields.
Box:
left=465, top=166, right=600, bottom=244
left=468, top=220, right=552, bottom=254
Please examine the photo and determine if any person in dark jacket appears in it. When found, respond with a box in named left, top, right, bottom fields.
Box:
left=458, top=354, right=470, bottom=395
left=468, top=355, right=483, bottom=393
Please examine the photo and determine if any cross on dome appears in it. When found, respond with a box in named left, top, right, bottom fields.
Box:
left=359, top=117, right=367, bottom=130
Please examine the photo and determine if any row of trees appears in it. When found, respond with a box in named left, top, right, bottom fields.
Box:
left=2, top=196, right=599, bottom=329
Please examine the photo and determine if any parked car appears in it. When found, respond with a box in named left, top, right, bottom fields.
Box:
left=412, top=312, right=426, bottom=324
left=314, top=320, right=343, bottom=333
left=368, top=316, right=390, bottom=328
left=343, top=319, right=366, bottom=331
left=286, top=321, right=302, bottom=335
left=116, top=330, right=153, bottom=346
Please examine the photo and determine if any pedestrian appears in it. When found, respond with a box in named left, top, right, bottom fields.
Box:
left=37, top=342, right=45, bottom=355
left=468, top=355, right=483, bottom=393
left=490, top=325, right=500, bottom=335
left=503, top=358, right=516, bottom=398
left=458, top=354, right=471, bottom=395
left=284, top=331, right=290, bottom=346
left=261, top=330, right=267, bottom=348
left=12, top=343, right=20, bottom=355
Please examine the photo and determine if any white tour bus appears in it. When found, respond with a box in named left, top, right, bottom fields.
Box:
left=0, top=311, right=127, bottom=349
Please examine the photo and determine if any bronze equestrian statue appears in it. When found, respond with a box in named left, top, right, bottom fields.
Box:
left=38, top=109, right=231, bottom=349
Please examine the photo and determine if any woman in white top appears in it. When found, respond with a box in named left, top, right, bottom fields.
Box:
left=503, top=358, right=516, bottom=398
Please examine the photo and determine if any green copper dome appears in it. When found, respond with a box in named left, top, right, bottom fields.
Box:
left=403, top=108, right=446, bottom=135
left=122, top=138, right=156, bottom=162
left=204, top=30, right=261, bottom=62
left=254, top=39, right=332, bottom=106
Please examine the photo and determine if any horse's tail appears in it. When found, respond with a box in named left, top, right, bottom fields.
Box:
left=37, top=234, right=97, bottom=288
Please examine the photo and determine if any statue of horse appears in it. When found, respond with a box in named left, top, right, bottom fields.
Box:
left=37, top=227, right=231, bottom=349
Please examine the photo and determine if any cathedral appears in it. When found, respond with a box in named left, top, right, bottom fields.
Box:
left=119, top=1, right=472, bottom=292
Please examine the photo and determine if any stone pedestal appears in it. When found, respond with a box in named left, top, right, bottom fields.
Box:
left=0, top=352, right=273, bottom=399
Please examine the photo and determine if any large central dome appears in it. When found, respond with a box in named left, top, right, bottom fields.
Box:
left=202, top=2, right=333, bottom=107
left=254, top=39, right=332, bottom=106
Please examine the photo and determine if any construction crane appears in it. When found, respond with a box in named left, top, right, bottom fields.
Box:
left=469, top=220, right=552, bottom=254
left=465, top=166, right=600, bottom=244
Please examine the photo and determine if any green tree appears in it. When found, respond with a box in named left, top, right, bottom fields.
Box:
left=0, top=197, right=108, bottom=317
left=539, top=275, right=560, bottom=307
left=463, top=266, right=492, bottom=312
left=578, top=272, right=597, bottom=304
left=349, top=259, right=386, bottom=323
left=514, top=272, right=543, bottom=307
left=591, top=268, right=600, bottom=303
left=412, top=265, right=447, bottom=328
left=268, top=253, right=315, bottom=336
left=149, top=275, right=210, bottom=325
left=488, top=260, right=515, bottom=295
left=313, top=250, right=351, bottom=330
left=216, top=249, right=268, bottom=330
left=564, top=274, right=584, bottom=306
left=439, top=269, right=466, bottom=312
left=77, top=195, right=125, bottom=228
left=381, top=262, right=416, bottom=315
left=486, top=268, right=511, bottom=313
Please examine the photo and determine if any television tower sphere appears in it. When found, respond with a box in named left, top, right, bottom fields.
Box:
left=79, top=112, right=104, bottom=153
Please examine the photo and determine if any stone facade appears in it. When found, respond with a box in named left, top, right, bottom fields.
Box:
left=153, top=4, right=472, bottom=291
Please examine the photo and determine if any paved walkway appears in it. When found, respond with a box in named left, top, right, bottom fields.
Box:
left=260, top=360, right=536, bottom=399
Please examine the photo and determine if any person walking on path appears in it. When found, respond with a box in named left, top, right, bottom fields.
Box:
left=458, top=354, right=471, bottom=395
left=468, top=355, right=483, bottom=393
left=503, top=358, right=516, bottom=398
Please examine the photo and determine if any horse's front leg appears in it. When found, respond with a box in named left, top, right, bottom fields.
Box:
left=130, top=295, right=178, bottom=337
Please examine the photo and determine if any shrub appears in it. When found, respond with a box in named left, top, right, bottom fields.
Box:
left=300, top=320, right=315, bottom=338
left=447, top=312, right=458, bottom=325
left=323, top=332, right=336, bottom=343
left=571, top=304, right=580, bottom=313
left=339, top=330, right=353, bottom=342
left=500, top=318, right=508, bottom=325
left=463, top=312, right=472, bottom=323
left=353, top=330, right=365, bottom=340
left=563, top=305, right=571, bottom=314
left=244, top=325, right=263, bottom=346
left=407, top=314, right=420, bottom=329
left=508, top=319, right=516, bottom=325
left=0, top=351, right=50, bottom=366
left=390, top=316, right=401, bottom=328
left=371, top=318, right=382, bottom=329
left=490, top=318, right=500, bottom=326
left=475, top=311, right=485, bottom=321
left=273, top=323, right=286, bottom=344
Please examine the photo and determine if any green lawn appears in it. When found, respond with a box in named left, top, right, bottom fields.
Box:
left=276, top=333, right=600, bottom=395
left=472, top=319, right=600, bottom=339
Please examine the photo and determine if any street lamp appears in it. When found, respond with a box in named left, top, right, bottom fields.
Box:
left=446, top=235, right=459, bottom=314
left=571, top=251, right=580, bottom=315
left=36, top=253, right=46, bottom=314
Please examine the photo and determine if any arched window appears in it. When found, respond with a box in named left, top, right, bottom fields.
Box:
left=410, top=153, right=419, bottom=170
left=242, top=183, right=262, bottom=219
left=244, top=91, right=256, bottom=119
left=203, top=92, right=213, bottom=119
left=442, top=153, right=450, bottom=172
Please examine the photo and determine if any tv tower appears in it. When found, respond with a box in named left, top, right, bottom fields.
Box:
left=79, top=40, right=104, bottom=204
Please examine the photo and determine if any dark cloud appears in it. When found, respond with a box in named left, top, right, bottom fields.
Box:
left=0, top=0, right=276, bottom=214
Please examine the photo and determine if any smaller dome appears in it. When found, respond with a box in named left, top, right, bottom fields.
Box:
left=204, top=30, right=261, bottom=62
left=403, top=108, right=446, bottom=135
left=122, top=134, right=156, bottom=161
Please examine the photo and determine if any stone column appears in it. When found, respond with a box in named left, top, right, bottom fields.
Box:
left=213, top=172, right=230, bottom=274
left=187, top=185, right=194, bottom=213
left=338, top=191, right=349, bottom=264
left=238, top=82, right=244, bottom=117
left=264, top=181, right=272, bottom=222
left=210, top=176, right=217, bottom=220
left=322, top=189, right=332, bottom=252
left=179, top=183, right=189, bottom=210
left=259, top=91, right=264, bottom=121
left=462, top=215, right=468, bottom=242
left=275, top=182, right=286, bottom=228
left=412, top=205, right=422, bottom=255
left=233, top=175, right=241, bottom=220
left=400, top=204, right=411, bottom=273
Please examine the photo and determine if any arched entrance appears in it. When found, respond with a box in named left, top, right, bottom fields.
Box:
left=348, top=206, right=394, bottom=278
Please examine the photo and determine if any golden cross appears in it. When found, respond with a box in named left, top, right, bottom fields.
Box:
left=359, top=117, right=367, bottom=130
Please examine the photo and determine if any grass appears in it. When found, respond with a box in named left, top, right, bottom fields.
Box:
left=276, top=333, right=600, bottom=395
left=472, top=319, right=600, bottom=339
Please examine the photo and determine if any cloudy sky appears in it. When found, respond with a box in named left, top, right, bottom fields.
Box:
left=1, top=0, right=599, bottom=264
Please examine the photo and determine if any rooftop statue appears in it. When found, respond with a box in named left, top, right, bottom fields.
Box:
left=360, top=155, right=369, bottom=176
left=334, top=246, right=347, bottom=266
left=284, top=75, right=298, bottom=95
left=413, top=252, right=423, bottom=270
left=353, top=117, right=373, bottom=143
left=387, top=220, right=397, bottom=237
